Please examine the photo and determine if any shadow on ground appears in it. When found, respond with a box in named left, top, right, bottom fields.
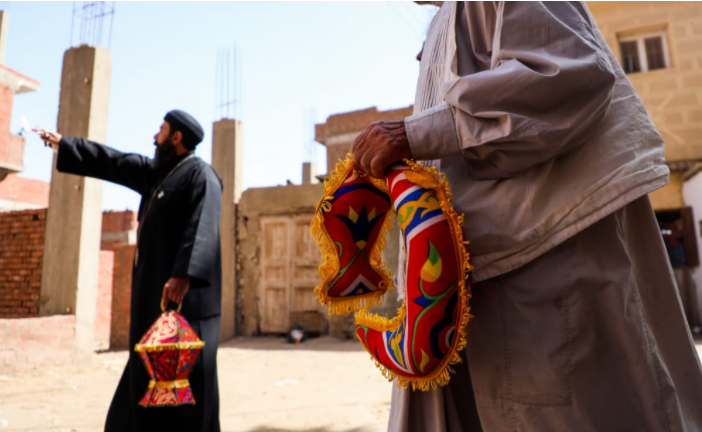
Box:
left=219, top=335, right=365, bottom=352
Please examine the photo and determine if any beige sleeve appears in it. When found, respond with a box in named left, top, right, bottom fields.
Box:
left=406, top=1, right=616, bottom=180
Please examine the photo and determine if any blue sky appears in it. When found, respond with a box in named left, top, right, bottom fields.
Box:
left=3, top=1, right=437, bottom=211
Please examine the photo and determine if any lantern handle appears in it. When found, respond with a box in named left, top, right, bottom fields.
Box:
left=161, top=298, right=183, bottom=314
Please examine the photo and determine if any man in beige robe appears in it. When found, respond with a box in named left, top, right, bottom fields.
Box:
left=351, top=2, right=702, bottom=431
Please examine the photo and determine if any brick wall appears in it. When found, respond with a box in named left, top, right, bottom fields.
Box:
left=102, top=210, right=138, bottom=232
left=0, top=83, right=13, bottom=136
left=101, top=211, right=136, bottom=349
left=95, top=250, right=114, bottom=350
left=650, top=171, right=685, bottom=211
left=589, top=1, right=702, bottom=162
left=101, top=210, right=137, bottom=251
left=587, top=2, right=702, bottom=211
left=0, top=209, right=46, bottom=318
left=315, top=106, right=414, bottom=174
left=110, top=244, right=134, bottom=349
left=315, top=105, right=414, bottom=142
left=0, top=83, right=24, bottom=170
left=327, top=145, right=352, bottom=173
left=0, top=315, right=75, bottom=373
left=0, top=208, right=138, bottom=371
left=0, top=174, right=50, bottom=211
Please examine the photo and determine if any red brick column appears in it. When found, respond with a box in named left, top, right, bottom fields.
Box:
left=101, top=210, right=137, bottom=251
left=0, top=84, right=14, bottom=134
left=109, top=244, right=134, bottom=349
left=0, top=83, right=25, bottom=170
left=101, top=211, right=137, bottom=350
left=94, top=250, right=114, bottom=350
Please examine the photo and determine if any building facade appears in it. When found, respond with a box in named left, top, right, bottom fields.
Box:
left=590, top=1, right=702, bottom=330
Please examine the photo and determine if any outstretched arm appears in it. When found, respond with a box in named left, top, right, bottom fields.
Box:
left=35, top=129, right=154, bottom=194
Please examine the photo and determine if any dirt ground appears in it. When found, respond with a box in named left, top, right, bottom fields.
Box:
left=1, top=337, right=701, bottom=432
left=0, top=337, right=392, bottom=432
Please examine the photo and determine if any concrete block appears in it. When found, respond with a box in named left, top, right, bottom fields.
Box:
left=302, top=162, right=319, bottom=185
left=0, top=11, right=7, bottom=65
left=212, top=119, right=242, bottom=340
left=40, top=46, right=111, bottom=364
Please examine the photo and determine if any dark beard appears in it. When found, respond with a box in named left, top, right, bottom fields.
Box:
left=152, top=139, right=178, bottom=169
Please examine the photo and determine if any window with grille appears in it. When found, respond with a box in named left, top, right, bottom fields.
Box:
left=618, top=30, right=670, bottom=74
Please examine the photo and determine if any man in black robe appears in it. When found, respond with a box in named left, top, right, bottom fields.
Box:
left=35, top=110, right=222, bottom=432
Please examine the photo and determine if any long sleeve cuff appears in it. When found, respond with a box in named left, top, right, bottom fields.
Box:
left=405, top=103, right=461, bottom=161
left=56, top=136, right=88, bottom=175
left=56, top=136, right=72, bottom=172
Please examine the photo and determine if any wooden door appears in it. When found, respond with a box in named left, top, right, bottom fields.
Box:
left=260, top=217, right=290, bottom=333
left=259, top=214, right=321, bottom=333
left=290, top=215, right=323, bottom=314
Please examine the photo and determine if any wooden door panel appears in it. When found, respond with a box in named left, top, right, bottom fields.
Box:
left=260, top=217, right=290, bottom=333
left=264, top=288, right=287, bottom=331
left=290, top=215, right=322, bottom=314
left=294, top=216, right=318, bottom=261
left=292, top=264, right=317, bottom=281
left=293, top=286, right=319, bottom=312
left=264, top=221, right=288, bottom=259
left=265, top=264, right=288, bottom=285
left=259, top=214, right=320, bottom=333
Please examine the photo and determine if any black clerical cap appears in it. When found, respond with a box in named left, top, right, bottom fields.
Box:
left=164, top=110, right=204, bottom=149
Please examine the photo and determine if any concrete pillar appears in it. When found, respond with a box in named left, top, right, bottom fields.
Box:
left=0, top=11, right=8, bottom=65
left=302, top=162, right=319, bottom=185
left=40, top=46, right=111, bottom=363
left=212, top=119, right=242, bottom=340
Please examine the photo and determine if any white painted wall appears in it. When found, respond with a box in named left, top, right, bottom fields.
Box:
left=0, top=199, right=44, bottom=212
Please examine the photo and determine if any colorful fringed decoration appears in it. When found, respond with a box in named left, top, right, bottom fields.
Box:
left=311, top=155, right=471, bottom=390
left=134, top=305, right=205, bottom=407
left=311, top=156, right=395, bottom=314
left=356, top=162, right=471, bottom=390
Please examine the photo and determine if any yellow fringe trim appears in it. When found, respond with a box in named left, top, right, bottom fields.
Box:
left=134, top=341, right=205, bottom=352
left=147, top=379, right=191, bottom=390
left=354, top=159, right=473, bottom=391
left=310, top=154, right=395, bottom=315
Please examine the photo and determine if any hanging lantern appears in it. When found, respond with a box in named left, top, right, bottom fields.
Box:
left=134, top=303, right=205, bottom=407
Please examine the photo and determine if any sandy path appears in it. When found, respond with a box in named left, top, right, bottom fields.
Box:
left=1, top=338, right=701, bottom=432
left=0, top=337, right=392, bottom=432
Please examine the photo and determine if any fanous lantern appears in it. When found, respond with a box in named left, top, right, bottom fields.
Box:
left=134, top=303, right=205, bottom=407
